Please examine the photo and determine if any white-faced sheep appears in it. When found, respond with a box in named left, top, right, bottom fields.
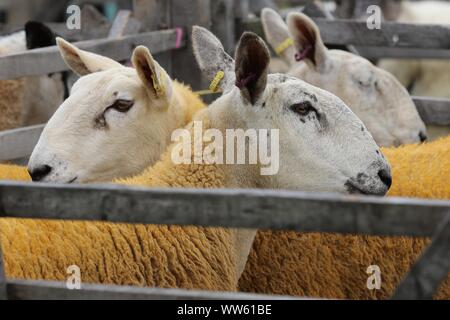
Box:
left=0, top=22, right=65, bottom=131
left=28, top=38, right=205, bottom=183
left=0, top=29, right=390, bottom=291
left=261, top=9, right=427, bottom=147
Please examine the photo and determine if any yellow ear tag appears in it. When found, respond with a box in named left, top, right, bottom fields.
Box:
left=275, top=38, right=294, bottom=56
left=209, top=71, right=225, bottom=93
left=151, top=70, right=165, bottom=97
left=195, top=71, right=225, bottom=96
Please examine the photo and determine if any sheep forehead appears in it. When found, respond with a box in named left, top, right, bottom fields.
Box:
left=332, top=53, right=406, bottom=97
left=266, top=74, right=349, bottom=115
left=328, top=52, right=397, bottom=90
left=328, top=50, right=372, bottom=71
left=71, top=68, right=140, bottom=100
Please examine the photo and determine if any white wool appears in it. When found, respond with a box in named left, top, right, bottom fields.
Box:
left=0, top=31, right=26, bottom=56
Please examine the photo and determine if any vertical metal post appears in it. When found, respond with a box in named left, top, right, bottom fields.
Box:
left=392, top=213, right=450, bottom=300
left=0, top=241, right=8, bottom=300
left=170, top=0, right=212, bottom=90
left=133, top=0, right=172, bottom=73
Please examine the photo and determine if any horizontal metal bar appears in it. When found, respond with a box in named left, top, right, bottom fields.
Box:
left=243, top=17, right=450, bottom=57
left=314, top=19, right=450, bottom=49
left=0, top=182, right=449, bottom=237
left=358, top=46, right=450, bottom=60
left=413, top=96, right=450, bottom=126
left=0, top=29, right=186, bottom=80
left=6, top=279, right=298, bottom=300
left=0, top=124, right=45, bottom=162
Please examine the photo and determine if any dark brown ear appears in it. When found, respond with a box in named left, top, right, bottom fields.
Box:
left=235, top=32, right=270, bottom=105
left=287, top=12, right=328, bottom=71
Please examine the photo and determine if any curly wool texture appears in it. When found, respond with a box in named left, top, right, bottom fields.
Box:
left=239, top=136, right=450, bottom=299
left=0, top=79, right=25, bottom=131
left=0, top=105, right=241, bottom=291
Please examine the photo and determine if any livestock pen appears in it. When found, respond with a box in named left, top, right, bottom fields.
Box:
left=0, top=0, right=449, bottom=300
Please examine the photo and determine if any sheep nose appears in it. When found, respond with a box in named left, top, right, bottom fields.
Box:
left=419, top=131, right=428, bottom=143
left=378, top=169, right=392, bottom=189
left=28, top=165, right=52, bottom=182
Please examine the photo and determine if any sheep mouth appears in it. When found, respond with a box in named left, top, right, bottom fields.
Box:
left=67, top=177, right=78, bottom=184
left=345, top=182, right=371, bottom=195
left=345, top=181, right=387, bottom=197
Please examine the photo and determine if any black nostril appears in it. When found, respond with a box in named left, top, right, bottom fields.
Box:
left=378, top=169, right=392, bottom=189
left=28, top=165, right=52, bottom=182
left=419, top=131, right=428, bottom=143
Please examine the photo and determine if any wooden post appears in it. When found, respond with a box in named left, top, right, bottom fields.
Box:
left=211, top=0, right=235, bottom=54
left=108, top=10, right=141, bottom=39
left=303, top=1, right=360, bottom=56
left=0, top=243, right=7, bottom=300
left=234, top=0, right=250, bottom=41
left=392, top=214, right=450, bottom=300
left=133, top=0, right=172, bottom=73
left=170, top=0, right=211, bottom=89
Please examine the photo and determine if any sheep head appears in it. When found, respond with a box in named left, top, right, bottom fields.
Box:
left=193, top=26, right=392, bottom=195
left=28, top=39, right=182, bottom=183
left=261, top=9, right=427, bottom=147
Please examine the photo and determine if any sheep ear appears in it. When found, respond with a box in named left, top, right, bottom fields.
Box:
left=56, top=37, right=122, bottom=76
left=234, top=32, right=270, bottom=105
left=132, top=46, right=172, bottom=101
left=287, top=12, right=328, bottom=71
left=261, top=8, right=296, bottom=66
left=25, top=21, right=56, bottom=49
left=192, top=26, right=235, bottom=93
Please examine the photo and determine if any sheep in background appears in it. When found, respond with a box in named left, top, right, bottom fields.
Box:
left=335, top=0, right=450, bottom=140
left=377, top=1, right=450, bottom=98
left=261, top=9, right=427, bottom=147
left=0, top=22, right=65, bottom=131
left=0, top=29, right=390, bottom=290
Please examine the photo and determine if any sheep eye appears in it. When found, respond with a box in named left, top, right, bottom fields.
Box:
left=358, top=80, right=370, bottom=87
left=110, top=99, right=134, bottom=113
left=290, top=101, right=316, bottom=117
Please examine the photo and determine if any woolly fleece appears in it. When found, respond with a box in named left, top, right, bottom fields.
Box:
left=0, top=79, right=25, bottom=131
